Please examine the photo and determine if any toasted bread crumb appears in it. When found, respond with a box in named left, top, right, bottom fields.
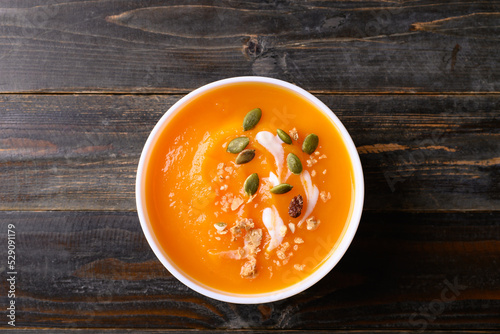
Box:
left=294, top=264, right=305, bottom=271
left=236, top=247, right=245, bottom=259
left=306, top=217, right=320, bottom=231
left=220, top=193, right=235, bottom=212
left=294, top=237, right=304, bottom=244
left=230, top=226, right=242, bottom=240
left=240, top=256, right=257, bottom=278
left=276, top=250, right=286, bottom=260
left=306, top=157, right=318, bottom=167
left=230, top=218, right=255, bottom=241
left=279, top=225, right=288, bottom=237
left=231, top=197, right=244, bottom=211
left=244, top=228, right=262, bottom=256
left=280, top=242, right=290, bottom=252
left=320, top=191, right=331, bottom=203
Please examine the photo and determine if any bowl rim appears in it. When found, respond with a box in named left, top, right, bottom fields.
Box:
left=136, top=76, right=364, bottom=304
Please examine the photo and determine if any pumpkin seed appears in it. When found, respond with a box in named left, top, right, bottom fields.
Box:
left=243, top=108, right=262, bottom=131
left=235, top=149, right=255, bottom=164
left=214, top=222, right=228, bottom=234
left=244, top=173, right=259, bottom=196
left=302, top=133, right=319, bottom=154
left=277, top=129, right=292, bottom=144
left=270, top=183, right=293, bottom=194
left=227, top=137, right=249, bottom=154
left=287, top=153, right=303, bottom=174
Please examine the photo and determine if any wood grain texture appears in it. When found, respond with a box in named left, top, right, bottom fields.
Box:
left=3, top=331, right=500, bottom=334
left=1, top=2, right=498, bottom=330
left=0, top=211, right=498, bottom=329
left=0, top=0, right=499, bottom=93
left=2, top=331, right=500, bottom=334
left=1, top=94, right=498, bottom=211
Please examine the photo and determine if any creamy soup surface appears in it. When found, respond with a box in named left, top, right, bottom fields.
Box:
left=146, top=82, right=355, bottom=294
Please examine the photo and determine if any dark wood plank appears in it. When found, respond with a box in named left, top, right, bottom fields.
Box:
left=1, top=331, right=499, bottom=334
left=0, top=211, right=498, bottom=329
left=0, top=94, right=498, bottom=211
left=3, top=331, right=499, bottom=334
left=0, top=0, right=499, bottom=93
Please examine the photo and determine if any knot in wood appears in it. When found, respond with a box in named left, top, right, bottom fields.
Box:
left=243, top=36, right=264, bottom=59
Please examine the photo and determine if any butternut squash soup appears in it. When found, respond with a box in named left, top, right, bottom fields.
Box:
left=143, top=80, right=357, bottom=295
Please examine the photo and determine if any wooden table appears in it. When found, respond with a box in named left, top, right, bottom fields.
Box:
left=1, top=0, right=499, bottom=332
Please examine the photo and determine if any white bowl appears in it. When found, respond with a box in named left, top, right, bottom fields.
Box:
left=136, top=76, right=364, bottom=304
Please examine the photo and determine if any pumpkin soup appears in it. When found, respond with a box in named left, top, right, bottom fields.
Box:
left=145, top=82, right=355, bottom=294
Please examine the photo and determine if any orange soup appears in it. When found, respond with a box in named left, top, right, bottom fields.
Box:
left=146, top=82, right=355, bottom=294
